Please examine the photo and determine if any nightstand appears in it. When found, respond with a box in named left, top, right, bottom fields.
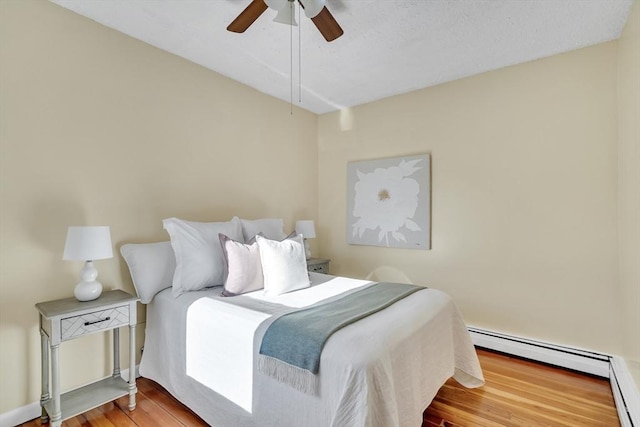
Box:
left=35, top=290, right=139, bottom=427
left=306, top=257, right=331, bottom=274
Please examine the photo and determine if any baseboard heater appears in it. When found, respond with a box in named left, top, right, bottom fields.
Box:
left=468, top=327, right=638, bottom=427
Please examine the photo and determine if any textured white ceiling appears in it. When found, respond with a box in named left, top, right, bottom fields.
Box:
left=49, top=0, right=633, bottom=114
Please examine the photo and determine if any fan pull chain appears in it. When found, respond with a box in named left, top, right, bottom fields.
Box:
left=298, top=2, right=302, bottom=104
left=290, top=0, right=293, bottom=115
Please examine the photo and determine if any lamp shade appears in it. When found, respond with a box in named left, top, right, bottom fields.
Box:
left=295, top=220, right=316, bottom=239
left=63, top=226, right=113, bottom=261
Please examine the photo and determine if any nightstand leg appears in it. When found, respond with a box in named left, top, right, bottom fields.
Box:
left=128, top=323, right=137, bottom=411
left=50, top=343, right=62, bottom=427
left=39, top=330, right=49, bottom=423
left=113, top=328, right=120, bottom=377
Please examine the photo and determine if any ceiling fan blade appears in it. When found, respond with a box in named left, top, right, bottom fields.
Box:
left=310, top=6, right=343, bottom=42
left=227, top=0, right=269, bottom=33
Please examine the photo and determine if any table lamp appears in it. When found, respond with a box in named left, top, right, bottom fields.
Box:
left=63, top=226, right=113, bottom=301
left=295, top=220, right=316, bottom=259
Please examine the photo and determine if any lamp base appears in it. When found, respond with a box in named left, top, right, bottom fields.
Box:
left=304, top=238, right=312, bottom=260
left=74, top=280, right=103, bottom=301
left=74, top=260, right=102, bottom=301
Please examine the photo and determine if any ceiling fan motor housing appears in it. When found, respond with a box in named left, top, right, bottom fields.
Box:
left=266, top=0, right=326, bottom=18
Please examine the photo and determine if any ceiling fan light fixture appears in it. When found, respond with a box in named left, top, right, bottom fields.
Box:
left=264, top=0, right=287, bottom=11
left=272, top=2, right=298, bottom=26
left=299, top=0, right=326, bottom=19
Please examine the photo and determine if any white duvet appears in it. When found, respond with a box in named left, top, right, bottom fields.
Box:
left=140, top=273, right=484, bottom=427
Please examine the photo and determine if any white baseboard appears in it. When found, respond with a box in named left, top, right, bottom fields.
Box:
left=0, top=402, right=41, bottom=427
left=468, top=327, right=611, bottom=377
left=611, top=356, right=640, bottom=427
left=0, top=366, right=141, bottom=427
left=469, top=326, right=638, bottom=427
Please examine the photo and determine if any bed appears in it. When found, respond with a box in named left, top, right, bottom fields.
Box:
left=121, top=217, right=484, bottom=427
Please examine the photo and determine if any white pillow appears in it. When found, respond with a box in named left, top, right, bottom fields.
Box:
left=256, top=234, right=310, bottom=296
left=239, top=217, right=287, bottom=241
left=219, top=233, right=264, bottom=296
left=120, top=241, right=176, bottom=304
left=163, top=216, right=244, bottom=297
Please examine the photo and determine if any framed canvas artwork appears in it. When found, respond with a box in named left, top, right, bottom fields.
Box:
left=346, top=153, right=431, bottom=249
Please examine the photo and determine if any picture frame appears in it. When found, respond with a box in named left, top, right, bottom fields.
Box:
left=346, top=153, right=431, bottom=249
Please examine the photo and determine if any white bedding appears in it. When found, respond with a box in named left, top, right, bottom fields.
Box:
left=140, top=273, right=484, bottom=427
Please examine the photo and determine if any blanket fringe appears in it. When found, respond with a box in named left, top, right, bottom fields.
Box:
left=258, top=355, right=318, bottom=395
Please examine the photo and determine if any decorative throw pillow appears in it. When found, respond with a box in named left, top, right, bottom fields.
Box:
left=219, top=233, right=263, bottom=296
left=239, top=217, right=287, bottom=241
left=163, top=216, right=244, bottom=297
left=256, top=234, right=310, bottom=296
left=120, top=241, right=176, bottom=304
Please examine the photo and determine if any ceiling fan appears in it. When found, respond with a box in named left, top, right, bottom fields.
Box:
left=227, top=0, right=344, bottom=42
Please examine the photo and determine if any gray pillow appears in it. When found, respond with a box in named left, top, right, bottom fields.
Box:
left=163, top=217, right=244, bottom=296
left=239, top=217, right=287, bottom=241
left=120, top=241, right=176, bottom=304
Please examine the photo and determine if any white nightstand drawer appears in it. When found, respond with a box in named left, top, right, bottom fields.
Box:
left=306, top=258, right=330, bottom=274
left=308, top=262, right=329, bottom=274
left=61, top=306, right=129, bottom=341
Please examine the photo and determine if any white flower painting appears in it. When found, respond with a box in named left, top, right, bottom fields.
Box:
left=347, top=154, right=430, bottom=249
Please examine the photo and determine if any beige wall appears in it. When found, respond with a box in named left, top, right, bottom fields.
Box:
left=618, top=0, right=640, bottom=385
left=1, top=0, right=638, bottom=418
left=0, top=0, right=317, bottom=413
left=318, top=42, right=624, bottom=356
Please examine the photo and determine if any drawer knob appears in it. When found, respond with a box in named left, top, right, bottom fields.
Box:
left=84, top=316, right=111, bottom=326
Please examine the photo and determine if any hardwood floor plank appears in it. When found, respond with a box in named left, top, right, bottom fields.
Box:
left=81, top=408, right=115, bottom=427
left=481, top=374, right=619, bottom=425
left=427, top=398, right=507, bottom=427
left=424, top=349, right=620, bottom=427
left=440, top=382, right=611, bottom=427
left=20, top=348, right=620, bottom=427
left=479, top=352, right=614, bottom=402
left=430, top=385, right=515, bottom=424
left=135, top=379, right=206, bottom=427
left=482, top=357, right=618, bottom=417
left=113, top=390, right=186, bottom=427
left=95, top=401, right=138, bottom=427
left=423, top=413, right=445, bottom=426
left=61, top=415, right=87, bottom=427
left=484, top=369, right=612, bottom=406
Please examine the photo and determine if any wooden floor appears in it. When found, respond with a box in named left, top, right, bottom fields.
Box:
left=20, top=349, right=619, bottom=427
left=423, top=349, right=619, bottom=427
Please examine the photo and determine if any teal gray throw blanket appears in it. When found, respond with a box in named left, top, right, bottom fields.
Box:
left=257, top=282, right=423, bottom=394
